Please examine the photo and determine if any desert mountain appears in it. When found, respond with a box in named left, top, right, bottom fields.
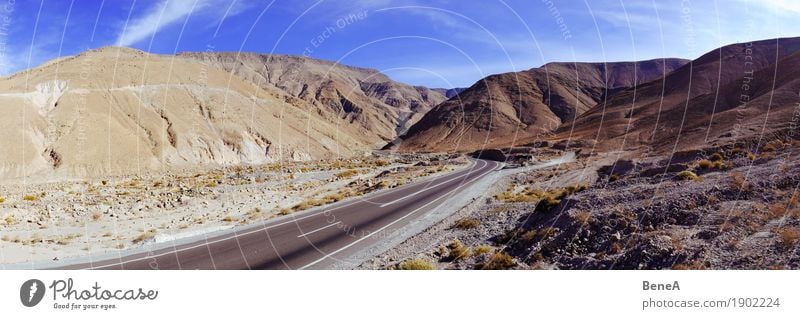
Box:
left=0, top=47, right=408, bottom=180
left=562, top=37, right=800, bottom=153
left=432, top=87, right=467, bottom=99
left=396, top=58, right=688, bottom=151
left=179, top=52, right=447, bottom=141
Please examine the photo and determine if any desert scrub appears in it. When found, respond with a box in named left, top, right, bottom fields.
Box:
left=761, top=140, right=784, bottom=153
left=697, top=159, right=714, bottom=170
left=776, top=227, right=800, bottom=250
left=57, top=233, right=83, bottom=245
left=287, top=189, right=363, bottom=213
left=475, top=251, right=516, bottom=270
left=335, top=170, right=358, bottom=179
left=374, top=159, right=389, bottom=166
left=398, top=258, right=436, bottom=270
left=573, top=211, right=592, bottom=225
left=133, top=229, right=157, bottom=244
left=536, top=185, right=588, bottom=213
left=676, top=170, right=699, bottom=181
left=0, top=196, right=4, bottom=203
left=446, top=240, right=470, bottom=261
left=730, top=171, right=750, bottom=191
left=526, top=227, right=558, bottom=242
left=472, top=245, right=493, bottom=256
left=495, top=185, right=545, bottom=202
left=3, top=215, right=15, bottom=225
left=453, top=217, right=480, bottom=229
left=535, top=196, right=562, bottom=213
left=610, top=242, right=623, bottom=254
left=23, top=194, right=38, bottom=201
left=246, top=207, right=263, bottom=219
left=29, top=233, right=43, bottom=244
left=222, top=215, right=239, bottom=223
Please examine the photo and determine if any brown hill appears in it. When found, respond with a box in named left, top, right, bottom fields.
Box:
left=396, top=58, right=688, bottom=151
left=0, top=47, right=397, bottom=180
left=179, top=52, right=447, bottom=142
left=560, top=37, right=800, bottom=153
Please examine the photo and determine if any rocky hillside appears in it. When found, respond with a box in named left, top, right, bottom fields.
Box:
left=179, top=52, right=447, bottom=142
left=0, top=47, right=398, bottom=180
left=432, top=87, right=467, bottom=99
left=395, top=58, right=688, bottom=152
left=561, top=37, right=800, bottom=153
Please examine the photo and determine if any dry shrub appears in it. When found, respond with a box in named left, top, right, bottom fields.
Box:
left=535, top=196, right=562, bottom=213
left=398, top=259, right=435, bottom=270
left=676, top=170, right=699, bottom=181
left=446, top=240, right=470, bottom=261
left=610, top=242, right=623, bottom=254
left=776, top=228, right=800, bottom=250
left=453, top=217, right=480, bottom=230
left=133, top=229, right=156, bottom=244
left=573, top=211, right=592, bottom=225
left=730, top=171, right=750, bottom=191
left=335, top=170, right=358, bottom=179
left=222, top=215, right=239, bottom=223
left=697, top=159, right=714, bottom=170
left=247, top=207, right=263, bottom=219
left=762, top=140, right=784, bottom=153
left=473, top=245, right=493, bottom=256
left=767, top=203, right=788, bottom=219
left=475, top=251, right=516, bottom=270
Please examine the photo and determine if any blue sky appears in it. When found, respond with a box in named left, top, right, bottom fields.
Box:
left=0, top=0, right=797, bottom=88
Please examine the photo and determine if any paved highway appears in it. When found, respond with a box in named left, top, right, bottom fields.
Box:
left=57, top=158, right=502, bottom=270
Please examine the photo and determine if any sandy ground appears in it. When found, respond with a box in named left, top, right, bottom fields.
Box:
left=0, top=155, right=466, bottom=266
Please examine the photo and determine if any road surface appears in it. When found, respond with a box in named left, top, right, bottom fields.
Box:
left=56, top=159, right=502, bottom=270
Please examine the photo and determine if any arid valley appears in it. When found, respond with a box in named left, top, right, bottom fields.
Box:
left=1, top=36, right=798, bottom=270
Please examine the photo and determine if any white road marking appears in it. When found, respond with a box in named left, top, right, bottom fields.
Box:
left=81, top=160, right=481, bottom=269
left=299, top=161, right=500, bottom=270
left=378, top=160, right=488, bottom=207
left=297, top=222, right=341, bottom=238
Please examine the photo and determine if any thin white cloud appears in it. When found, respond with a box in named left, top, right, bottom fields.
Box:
left=742, top=0, right=800, bottom=14
left=116, top=0, right=208, bottom=46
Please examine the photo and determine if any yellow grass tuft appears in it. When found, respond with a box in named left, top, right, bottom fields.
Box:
left=398, top=259, right=436, bottom=270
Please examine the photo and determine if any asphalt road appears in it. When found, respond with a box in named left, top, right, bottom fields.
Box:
left=57, top=159, right=502, bottom=270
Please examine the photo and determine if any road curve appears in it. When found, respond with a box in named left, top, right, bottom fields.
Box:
left=55, top=159, right=502, bottom=270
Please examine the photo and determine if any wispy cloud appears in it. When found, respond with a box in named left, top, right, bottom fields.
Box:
left=116, top=0, right=208, bottom=46
left=739, top=0, right=800, bottom=13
